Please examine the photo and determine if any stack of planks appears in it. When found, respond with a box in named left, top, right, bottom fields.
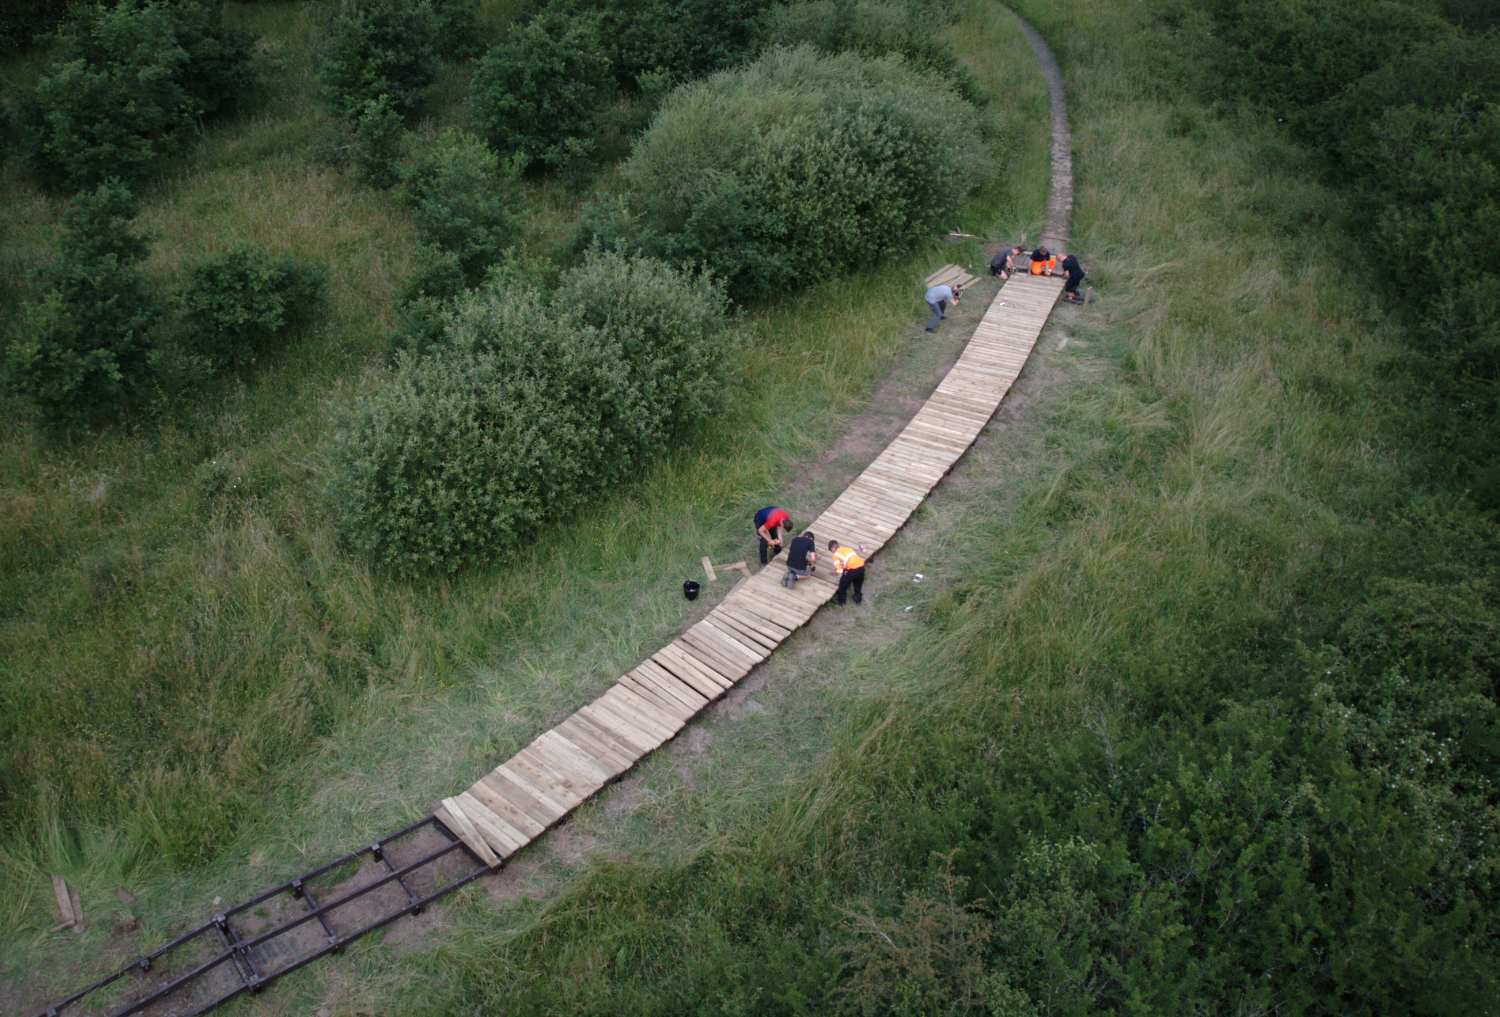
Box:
left=924, top=263, right=983, bottom=292
left=437, top=273, right=1066, bottom=867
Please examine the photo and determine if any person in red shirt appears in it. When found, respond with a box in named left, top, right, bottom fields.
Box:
left=754, top=506, right=791, bottom=565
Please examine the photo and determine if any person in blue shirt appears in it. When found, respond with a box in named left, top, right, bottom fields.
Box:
left=924, top=283, right=962, bottom=332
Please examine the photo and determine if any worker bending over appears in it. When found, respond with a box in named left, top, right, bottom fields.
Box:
left=754, top=506, right=791, bottom=565
left=828, top=541, right=866, bottom=605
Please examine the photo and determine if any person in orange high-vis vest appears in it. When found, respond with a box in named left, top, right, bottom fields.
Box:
left=828, top=540, right=866, bottom=605
left=1029, top=245, right=1057, bottom=276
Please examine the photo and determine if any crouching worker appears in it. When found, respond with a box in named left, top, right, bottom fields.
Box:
left=1061, top=253, right=1086, bottom=303
left=1029, top=246, right=1057, bottom=276
left=990, top=245, right=1024, bottom=280
left=829, top=540, right=866, bottom=605
left=781, top=530, right=817, bottom=588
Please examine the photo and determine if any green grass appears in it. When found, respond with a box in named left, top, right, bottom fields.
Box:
left=0, top=0, right=1050, bottom=1006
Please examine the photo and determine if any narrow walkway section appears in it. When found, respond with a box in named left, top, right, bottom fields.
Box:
left=435, top=272, right=1066, bottom=867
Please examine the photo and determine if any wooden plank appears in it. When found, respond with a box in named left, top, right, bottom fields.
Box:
left=701, top=556, right=716, bottom=582
left=436, top=799, right=500, bottom=868
left=698, top=618, right=772, bottom=664
left=656, top=643, right=734, bottom=691
left=466, top=774, right=548, bottom=838
left=513, top=742, right=599, bottom=798
left=478, top=768, right=560, bottom=828
left=708, top=607, right=780, bottom=650
left=52, top=875, right=74, bottom=929
left=640, top=655, right=721, bottom=701
left=557, top=714, right=642, bottom=771
left=585, top=698, right=668, bottom=752
left=561, top=711, right=650, bottom=764
left=620, top=671, right=697, bottom=720
left=676, top=629, right=755, bottom=681
left=629, top=664, right=709, bottom=712
left=455, top=792, right=527, bottom=856
left=500, top=756, right=581, bottom=817
left=538, top=729, right=620, bottom=783
left=604, top=684, right=684, bottom=738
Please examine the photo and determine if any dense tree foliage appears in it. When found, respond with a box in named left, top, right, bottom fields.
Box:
left=178, top=247, right=324, bottom=374
left=1, top=181, right=161, bottom=429
left=1179, top=0, right=1500, bottom=506
left=15, top=0, right=254, bottom=190
left=470, top=9, right=613, bottom=172
left=316, top=0, right=438, bottom=120
left=333, top=251, right=736, bottom=574
left=605, top=46, right=983, bottom=298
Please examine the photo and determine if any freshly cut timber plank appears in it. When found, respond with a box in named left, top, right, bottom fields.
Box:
left=640, top=655, right=720, bottom=701
left=571, top=703, right=656, bottom=756
left=708, top=608, right=780, bottom=650
left=557, top=715, right=641, bottom=772
left=466, top=776, right=547, bottom=838
left=500, top=757, right=581, bottom=816
left=513, top=746, right=598, bottom=802
left=698, top=619, right=770, bottom=665
left=562, top=710, right=651, bottom=763
left=455, top=793, right=527, bottom=856
left=677, top=630, right=755, bottom=680
left=586, top=696, right=669, bottom=750
left=650, top=646, right=730, bottom=693
left=436, top=799, right=500, bottom=868
left=657, top=643, right=735, bottom=691
left=478, top=769, right=560, bottom=829
left=621, top=672, right=698, bottom=720
left=632, top=670, right=709, bottom=719
left=538, top=729, right=619, bottom=783
left=604, top=685, right=683, bottom=738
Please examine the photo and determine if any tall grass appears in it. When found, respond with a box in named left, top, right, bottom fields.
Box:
left=0, top=0, right=1048, bottom=1001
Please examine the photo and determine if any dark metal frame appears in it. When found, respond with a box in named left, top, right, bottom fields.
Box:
left=31, top=815, right=490, bottom=1017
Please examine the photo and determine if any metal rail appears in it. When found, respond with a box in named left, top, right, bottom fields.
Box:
left=30, top=816, right=490, bottom=1017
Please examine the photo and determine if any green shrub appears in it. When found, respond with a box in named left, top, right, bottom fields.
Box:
left=396, top=128, right=522, bottom=282
left=352, top=93, right=405, bottom=189
left=333, top=251, right=733, bottom=573
left=316, top=0, right=438, bottom=121
left=430, top=0, right=491, bottom=59
left=470, top=9, right=613, bottom=171
left=1, top=181, right=162, bottom=430
left=1, top=0, right=71, bottom=55
left=17, top=0, right=254, bottom=190
left=619, top=45, right=983, bottom=297
left=178, top=246, right=325, bottom=373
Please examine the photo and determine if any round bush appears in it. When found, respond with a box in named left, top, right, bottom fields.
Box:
left=620, top=45, right=983, bottom=297
left=333, top=251, right=734, bottom=574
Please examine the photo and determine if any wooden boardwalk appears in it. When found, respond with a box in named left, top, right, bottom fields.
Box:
left=436, top=272, right=1066, bottom=867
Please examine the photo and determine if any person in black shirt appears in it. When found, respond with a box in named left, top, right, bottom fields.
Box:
left=1060, top=253, right=1086, bottom=302
left=781, top=530, right=817, bottom=588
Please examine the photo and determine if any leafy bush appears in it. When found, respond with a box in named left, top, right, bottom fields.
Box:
left=17, top=0, right=254, bottom=190
left=515, top=0, right=772, bottom=89
left=333, top=250, right=734, bottom=573
left=352, top=93, right=405, bottom=188
left=1, top=0, right=70, bottom=55
left=430, top=0, right=491, bottom=59
left=617, top=45, right=984, bottom=297
left=316, top=0, right=438, bottom=121
left=1, top=181, right=162, bottom=430
left=470, top=10, right=613, bottom=171
left=396, top=128, right=522, bottom=282
left=178, top=247, right=325, bottom=373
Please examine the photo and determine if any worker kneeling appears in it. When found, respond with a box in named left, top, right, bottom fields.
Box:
left=781, top=530, right=817, bottom=588
left=829, top=541, right=865, bottom=605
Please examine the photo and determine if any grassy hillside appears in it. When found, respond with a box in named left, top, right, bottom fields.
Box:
left=0, top=0, right=1051, bottom=1006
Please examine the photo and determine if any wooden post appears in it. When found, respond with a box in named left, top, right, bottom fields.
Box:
left=701, top=557, right=717, bottom=582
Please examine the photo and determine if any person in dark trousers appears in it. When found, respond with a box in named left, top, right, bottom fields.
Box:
left=781, top=530, right=817, bottom=587
left=990, top=245, right=1024, bottom=280
left=754, top=506, right=791, bottom=565
left=924, top=283, right=961, bottom=332
left=828, top=540, right=866, bottom=605
left=1060, top=253, right=1086, bottom=302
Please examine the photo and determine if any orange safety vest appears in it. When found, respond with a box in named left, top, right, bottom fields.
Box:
left=831, top=546, right=865, bottom=574
left=1030, top=256, right=1057, bottom=275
